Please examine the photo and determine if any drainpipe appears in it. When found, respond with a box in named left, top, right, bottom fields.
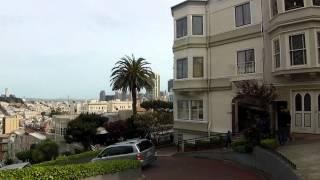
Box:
left=206, top=2, right=212, bottom=137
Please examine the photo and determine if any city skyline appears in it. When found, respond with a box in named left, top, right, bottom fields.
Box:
left=0, top=0, right=183, bottom=99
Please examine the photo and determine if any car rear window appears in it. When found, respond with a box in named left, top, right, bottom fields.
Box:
left=137, top=140, right=153, bottom=152
left=101, top=146, right=134, bottom=157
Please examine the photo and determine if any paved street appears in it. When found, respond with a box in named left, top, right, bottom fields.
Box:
left=143, top=156, right=266, bottom=180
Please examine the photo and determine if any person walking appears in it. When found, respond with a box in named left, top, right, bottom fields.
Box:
left=278, top=107, right=291, bottom=145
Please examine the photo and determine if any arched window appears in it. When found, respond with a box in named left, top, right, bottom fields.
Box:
left=295, top=94, right=302, bottom=111
left=304, top=93, right=311, bottom=111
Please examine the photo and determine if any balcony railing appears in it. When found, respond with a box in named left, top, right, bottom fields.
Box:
left=237, top=62, right=255, bottom=74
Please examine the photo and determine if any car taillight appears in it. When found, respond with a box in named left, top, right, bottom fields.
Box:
left=136, top=153, right=143, bottom=161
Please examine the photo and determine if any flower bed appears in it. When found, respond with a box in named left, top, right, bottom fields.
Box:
left=0, top=160, right=141, bottom=180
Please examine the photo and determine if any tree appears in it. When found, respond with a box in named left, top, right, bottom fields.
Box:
left=64, top=114, right=109, bottom=150
left=140, top=100, right=173, bottom=111
left=110, top=54, right=155, bottom=115
left=235, top=80, right=277, bottom=108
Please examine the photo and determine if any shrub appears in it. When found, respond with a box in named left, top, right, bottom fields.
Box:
left=0, top=160, right=141, bottom=180
left=35, top=150, right=101, bottom=167
left=16, top=150, right=32, bottom=162
left=260, top=138, right=278, bottom=150
left=231, top=139, right=253, bottom=153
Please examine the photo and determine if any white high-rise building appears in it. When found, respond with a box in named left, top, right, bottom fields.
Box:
left=147, top=73, right=160, bottom=100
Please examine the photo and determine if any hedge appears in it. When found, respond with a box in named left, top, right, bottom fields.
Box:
left=0, top=160, right=141, bottom=180
left=260, top=138, right=278, bottom=150
left=34, top=150, right=101, bottom=167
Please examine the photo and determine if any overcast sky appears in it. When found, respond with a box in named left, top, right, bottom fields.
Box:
left=0, top=0, right=183, bottom=99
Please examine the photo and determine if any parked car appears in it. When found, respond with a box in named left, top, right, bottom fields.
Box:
left=91, top=139, right=156, bottom=167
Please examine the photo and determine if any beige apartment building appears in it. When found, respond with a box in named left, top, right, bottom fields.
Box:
left=171, top=0, right=320, bottom=139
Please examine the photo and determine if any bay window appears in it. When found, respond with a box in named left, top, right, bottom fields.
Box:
left=176, top=58, right=188, bottom=79
left=273, top=39, right=281, bottom=68
left=271, top=0, right=278, bottom=17
left=192, top=16, right=203, bottom=35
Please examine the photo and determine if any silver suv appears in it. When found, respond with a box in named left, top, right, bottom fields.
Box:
left=91, top=139, right=157, bottom=166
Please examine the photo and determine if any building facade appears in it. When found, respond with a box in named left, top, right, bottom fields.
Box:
left=171, top=0, right=320, bottom=139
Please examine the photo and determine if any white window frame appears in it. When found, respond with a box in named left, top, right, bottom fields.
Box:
left=176, top=16, right=188, bottom=39
left=235, top=2, right=252, bottom=28
left=272, top=38, right=281, bottom=70
left=176, top=57, right=188, bottom=80
left=269, top=0, right=279, bottom=19
left=191, top=15, right=204, bottom=36
left=288, top=32, right=307, bottom=66
left=176, top=99, right=204, bottom=122
left=236, top=48, right=256, bottom=74
left=316, top=30, right=320, bottom=65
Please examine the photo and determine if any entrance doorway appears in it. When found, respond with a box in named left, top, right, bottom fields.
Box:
left=292, top=91, right=320, bottom=134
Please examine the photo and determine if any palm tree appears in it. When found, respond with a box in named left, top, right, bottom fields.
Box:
left=110, top=54, right=155, bottom=115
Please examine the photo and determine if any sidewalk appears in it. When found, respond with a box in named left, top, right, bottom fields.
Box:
left=277, top=134, right=320, bottom=180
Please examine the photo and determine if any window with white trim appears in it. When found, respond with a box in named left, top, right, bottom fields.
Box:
left=273, top=39, right=281, bottom=68
left=271, top=0, right=278, bottom=17
left=176, top=58, right=188, bottom=79
left=176, top=17, right=187, bottom=38
left=177, top=100, right=189, bottom=120
left=235, top=2, right=251, bottom=27
left=317, top=32, right=320, bottom=64
left=192, top=16, right=203, bottom=35
left=237, top=49, right=255, bottom=74
left=193, top=57, right=204, bottom=78
left=177, top=100, right=203, bottom=121
left=285, top=0, right=304, bottom=11
left=289, top=34, right=307, bottom=65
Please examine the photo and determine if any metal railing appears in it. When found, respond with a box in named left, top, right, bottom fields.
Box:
left=177, top=133, right=227, bottom=152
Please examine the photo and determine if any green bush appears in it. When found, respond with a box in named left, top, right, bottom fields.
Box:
left=231, top=139, right=253, bottom=153
left=35, top=150, right=101, bottom=167
left=0, top=160, right=141, bottom=180
left=16, top=150, right=32, bottom=162
left=260, top=138, right=278, bottom=150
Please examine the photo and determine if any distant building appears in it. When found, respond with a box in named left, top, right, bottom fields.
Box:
left=99, top=90, right=106, bottom=101
left=2, top=116, right=20, bottom=134
left=105, top=95, right=115, bottom=101
left=53, top=114, right=79, bottom=143
left=4, top=88, right=9, bottom=98
left=0, top=134, right=9, bottom=160
left=147, top=73, right=160, bottom=100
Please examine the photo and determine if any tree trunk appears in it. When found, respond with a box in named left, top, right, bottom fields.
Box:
left=131, top=88, right=137, bottom=115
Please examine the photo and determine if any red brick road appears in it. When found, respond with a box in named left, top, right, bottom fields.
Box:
left=143, top=156, right=267, bottom=180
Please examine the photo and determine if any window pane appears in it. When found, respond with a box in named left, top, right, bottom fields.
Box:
left=192, top=16, right=203, bottom=35
left=295, top=94, right=302, bottom=111
left=285, top=0, right=304, bottom=10
left=237, top=49, right=255, bottom=74
left=304, top=94, right=311, bottom=111
left=243, top=3, right=251, bottom=25
left=235, top=5, right=243, bottom=27
left=274, top=39, right=280, bottom=68
left=291, top=50, right=306, bottom=65
left=271, top=0, right=278, bottom=16
left=178, top=100, right=189, bottom=120
left=318, top=32, right=320, bottom=64
left=176, top=17, right=187, bottom=38
left=191, top=100, right=203, bottom=120
left=246, top=49, right=255, bottom=62
left=193, top=57, right=204, bottom=78
left=291, top=34, right=304, bottom=49
left=314, top=0, right=320, bottom=6
left=177, top=58, right=188, bottom=79
left=318, top=95, right=320, bottom=111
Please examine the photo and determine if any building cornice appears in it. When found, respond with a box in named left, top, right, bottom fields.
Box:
left=171, top=0, right=208, bottom=15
